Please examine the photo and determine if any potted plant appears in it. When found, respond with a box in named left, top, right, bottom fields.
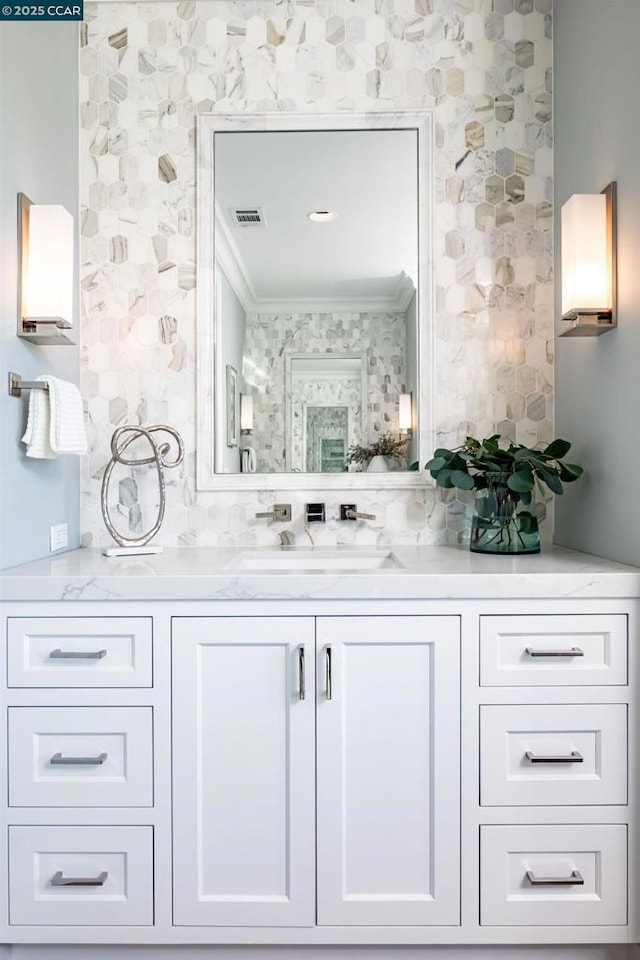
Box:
left=424, top=435, right=583, bottom=554
left=346, top=433, right=407, bottom=472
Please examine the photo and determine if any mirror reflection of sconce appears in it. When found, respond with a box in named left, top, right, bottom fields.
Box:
left=240, top=393, right=254, bottom=435
left=559, top=181, right=617, bottom=338
left=17, top=193, right=74, bottom=345
left=398, top=392, right=413, bottom=438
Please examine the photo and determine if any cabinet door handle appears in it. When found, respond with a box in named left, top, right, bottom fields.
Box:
left=526, top=869, right=584, bottom=887
left=51, top=870, right=108, bottom=887
left=298, top=645, right=306, bottom=701
left=50, top=752, right=108, bottom=766
left=525, top=750, right=584, bottom=764
left=325, top=645, right=332, bottom=701
left=524, top=647, right=584, bottom=658
left=49, top=648, right=107, bottom=660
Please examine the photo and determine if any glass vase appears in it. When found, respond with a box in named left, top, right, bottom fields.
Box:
left=469, top=474, right=540, bottom=555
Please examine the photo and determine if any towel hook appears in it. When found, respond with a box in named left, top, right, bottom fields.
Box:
left=8, top=372, right=50, bottom=397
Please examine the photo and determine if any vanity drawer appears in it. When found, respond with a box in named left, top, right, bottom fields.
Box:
left=480, top=824, right=627, bottom=926
left=8, top=825, right=153, bottom=926
left=480, top=614, right=627, bottom=686
left=8, top=707, right=153, bottom=807
left=7, top=617, right=153, bottom=687
left=480, top=704, right=627, bottom=806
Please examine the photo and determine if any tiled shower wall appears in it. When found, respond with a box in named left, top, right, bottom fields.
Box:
left=245, top=309, right=407, bottom=473
left=80, top=0, right=554, bottom=548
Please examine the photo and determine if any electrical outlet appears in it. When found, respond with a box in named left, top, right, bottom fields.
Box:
left=50, top=523, right=68, bottom=552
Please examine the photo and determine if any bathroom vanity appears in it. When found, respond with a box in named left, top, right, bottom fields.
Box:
left=0, top=545, right=638, bottom=947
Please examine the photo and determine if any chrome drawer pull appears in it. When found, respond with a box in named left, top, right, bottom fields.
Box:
left=325, top=645, right=332, bottom=701
left=298, top=646, right=306, bottom=701
left=49, top=648, right=107, bottom=660
left=50, top=752, right=108, bottom=766
left=525, top=750, right=583, bottom=764
left=51, top=870, right=108, bottom=887
left=525, top=646, right=584, bottom=658
left=526, top=869, right=584, bottom=887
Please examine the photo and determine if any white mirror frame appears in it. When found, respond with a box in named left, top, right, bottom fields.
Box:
left=196, top=111, right=434, bottom=491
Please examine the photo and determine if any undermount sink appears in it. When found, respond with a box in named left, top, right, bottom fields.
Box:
left=225, top=549, right=404, bottom=572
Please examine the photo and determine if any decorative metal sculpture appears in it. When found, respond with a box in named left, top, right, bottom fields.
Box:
left=101, top=424, right=185, bottom=549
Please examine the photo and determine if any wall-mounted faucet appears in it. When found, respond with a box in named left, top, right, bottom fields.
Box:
left=255, top=503, right=291, bottom=522
left=278, top=529, right=295, bottom=546
left=340, top=504, right=376, bottom=521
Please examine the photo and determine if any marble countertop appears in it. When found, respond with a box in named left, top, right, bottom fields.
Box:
left=1, top=544, right=639, bottom=602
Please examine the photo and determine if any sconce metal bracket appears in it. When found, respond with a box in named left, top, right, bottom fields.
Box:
left=17, top=193, right=75, bottom=345
left=559, top=181, right=617, bottom=338
left=558, top=312, right=616, bottom=337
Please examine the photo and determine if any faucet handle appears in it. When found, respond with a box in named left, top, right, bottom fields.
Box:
left=255, top=503, right=292, bottom=522
left=340, top=504, right=376, bottom=521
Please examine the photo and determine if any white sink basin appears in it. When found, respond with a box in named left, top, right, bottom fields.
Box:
left=225, top=549, right=403, bottom=572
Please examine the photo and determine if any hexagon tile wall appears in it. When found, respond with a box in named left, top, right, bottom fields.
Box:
left=80, top=0, right=553, bottom=549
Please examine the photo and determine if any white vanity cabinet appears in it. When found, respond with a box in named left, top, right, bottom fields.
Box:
left=315, top=615, right=460, bottom=926
left=1, top=613, right=157, bottom=934
left=172, top=616, right=316, bottom=927
left=0, top=575, right=637, bottom=947
left=172, top=614, right=460, bottom=928
left=476, top=611, right=633, bottom=932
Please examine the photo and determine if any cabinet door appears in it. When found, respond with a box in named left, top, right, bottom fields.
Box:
left=172, top=616, right=315, bottom=927
left=316, top=615, right=460, bottom=926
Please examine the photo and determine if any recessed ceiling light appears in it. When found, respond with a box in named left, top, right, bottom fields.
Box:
left=307, top=210, right=338, bottom=223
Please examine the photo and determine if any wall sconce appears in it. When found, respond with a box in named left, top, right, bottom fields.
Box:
left=17, top=193, right=74, bottom=345
left=240, top=393, right=254, bottom=434
left=560, top=181, right=617, bottom=337
left=398, top=392, right=413, bottom=437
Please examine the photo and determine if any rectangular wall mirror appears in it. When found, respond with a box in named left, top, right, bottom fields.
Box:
left=196, top=112, right=433, bottom=491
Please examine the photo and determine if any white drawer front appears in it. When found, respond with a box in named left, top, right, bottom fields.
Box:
left=9, top=825, right=153, bottom=926
left=8, top=707, right=153, bottom=807
left=480, top=704, right=627, bottom=806
left=481, top=824, right=627, bottom=926
left=480, top=614, right=627, bottom=686
left=7, top=617, right=152, bottom=687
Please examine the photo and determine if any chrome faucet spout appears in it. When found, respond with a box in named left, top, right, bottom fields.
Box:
left=279, top=530, right=295, bottom=547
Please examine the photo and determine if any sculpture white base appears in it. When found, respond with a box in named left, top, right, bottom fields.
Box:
left=102, top=546, right=164, bottom=557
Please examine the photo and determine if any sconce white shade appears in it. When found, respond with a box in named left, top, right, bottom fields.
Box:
left=561, top=193, right=612, bottom=317
left=240, top=393, right=254, bottom=433
left=24, top=204, right=74, bottom=326
left=398, top=392, right=412, bottom=433
left=559, top=183, right=617, bottom=337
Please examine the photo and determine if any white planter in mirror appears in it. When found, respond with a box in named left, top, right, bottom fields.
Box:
left=196, top=111, right=435, bottom=492
left=367, top=455, right=390, bottom=473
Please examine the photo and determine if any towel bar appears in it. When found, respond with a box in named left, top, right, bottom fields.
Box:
left=8, top=373, right=50, bottom=397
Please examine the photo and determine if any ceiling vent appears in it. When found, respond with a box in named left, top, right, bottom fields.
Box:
left=230, top=207, right=267, bottom=227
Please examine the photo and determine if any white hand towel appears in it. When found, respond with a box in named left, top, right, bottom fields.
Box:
left=21, top=377, right=55, bottom=459
left=46, top=376, right=87, bottom=455
left=21, top=375, right=87, bottom=459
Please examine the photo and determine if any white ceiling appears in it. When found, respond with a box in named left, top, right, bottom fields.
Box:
left=214, top=129, right=418, bottom=310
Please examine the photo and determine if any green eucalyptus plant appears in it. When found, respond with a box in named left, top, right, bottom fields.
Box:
left=425, top=435, right=584, bottom=494
left=423, top=435, right=584, bottom=554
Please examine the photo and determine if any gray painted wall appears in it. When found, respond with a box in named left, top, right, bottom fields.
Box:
left=0, top=23, right=80, bottom=570
left=554, top=0, right=640, bottom=566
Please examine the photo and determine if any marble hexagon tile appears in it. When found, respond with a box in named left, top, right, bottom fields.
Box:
left=80, top=0, right=553, bottom=549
